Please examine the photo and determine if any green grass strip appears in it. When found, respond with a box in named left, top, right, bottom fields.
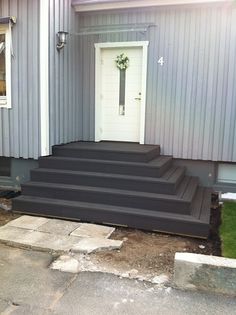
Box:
left=220, top=201, right=236, bottom=259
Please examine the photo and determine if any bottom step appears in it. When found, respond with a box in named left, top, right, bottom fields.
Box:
left=13, top=190, right=211, bottom=239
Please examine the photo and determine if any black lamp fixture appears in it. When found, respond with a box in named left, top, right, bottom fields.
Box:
left=56, top=31, right=69, bottom=51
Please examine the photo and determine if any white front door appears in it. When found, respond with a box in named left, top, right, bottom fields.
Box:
left=99, top=46, right=144, bottom=142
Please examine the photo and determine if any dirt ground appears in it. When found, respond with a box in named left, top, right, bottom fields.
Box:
left=91, top=194, right=221, bottom=278
left=0, top=198, right=19, bottom=225
left=89, top=210, right=221, bottom=279
left=0, top=195, right=221, bottom=280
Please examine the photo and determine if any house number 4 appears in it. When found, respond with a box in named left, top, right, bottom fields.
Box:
left=158, top=57, right=164, bottom=66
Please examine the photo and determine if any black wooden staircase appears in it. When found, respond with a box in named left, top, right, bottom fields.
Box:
left=12, top=142, right=212, bottom=238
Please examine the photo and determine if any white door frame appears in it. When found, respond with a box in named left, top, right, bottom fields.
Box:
left=94, top=41, right=149, bottom=144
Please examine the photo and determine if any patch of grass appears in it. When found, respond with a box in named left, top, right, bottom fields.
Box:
left=220, top=202, right=236, bottom=259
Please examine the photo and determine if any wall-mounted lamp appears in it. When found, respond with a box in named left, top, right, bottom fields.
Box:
left=56, top=31, right=69, bottom=51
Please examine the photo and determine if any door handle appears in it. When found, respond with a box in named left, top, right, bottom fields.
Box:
left=135, top=92, right=141, bottom=100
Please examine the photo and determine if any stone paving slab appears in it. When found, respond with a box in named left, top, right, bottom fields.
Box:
left=71, top=237, right=123, bottom=254
left=37, top=219, right=81, bottom=236
left=0, top=216, right=122, bottom=254
left=31, top=232, right=82, bottom=252
left=6, top=215, right=49, bottom=230
left=0, top=228, right=82, bottom=253
left=0, top=226, right=34, bottom=244
left=71, top=223, right=115, bottom=239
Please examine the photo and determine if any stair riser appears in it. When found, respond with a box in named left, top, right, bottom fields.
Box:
left=52, top=147, right=160, bottom=162
left=31, top=171, right=177, bottom=194
left=22, top=185, right=191, bottom=214
left=12, top=199, right=209, bottom=238
left=39, top=158, right=172, bottom=177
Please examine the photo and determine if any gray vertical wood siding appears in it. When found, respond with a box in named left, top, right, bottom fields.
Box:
left=49, top=0, right=81, bottom=149
left=0, top=0, right=40, bottom=159
left=1, top=1, right=235, bottom=162
left=77, top=3, right=236, bottom=162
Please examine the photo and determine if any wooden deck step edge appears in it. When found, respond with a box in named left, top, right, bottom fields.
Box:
left=13, top=195, right=210, bottom=238
left=22, top=181, right=195, bottom=202
left=32, top=167, right=185, bottom=184
left=199, top=187, right=212, bottom=223
left=39, top=155, right=173, bottom=168
left=191, top=187, right=212, bottom=223
left=13, top=195, right=205, bottom=223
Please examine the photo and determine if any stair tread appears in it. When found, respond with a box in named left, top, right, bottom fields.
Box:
left=176, top=176, right=199, bottom=200
left=23, top=178, right=197, bottom=202
left=32, top=166, right=185, bottom=184
left=162, top=166, right=185, bottom=181
left=15, top=141, right=211, bottom=238
left=200, top=187, right=212, bottom=222
left=40, top=155, right=172, bottom=168
left=191, top=187, right=212, bottom=222
left=54, top=142, right=159, bottom=154
left=14, top=195, right=208, bottom=224
left=191, top=187, right=205, bottom=219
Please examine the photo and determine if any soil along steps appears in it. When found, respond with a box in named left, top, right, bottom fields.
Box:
left=13, top=141, right=212, bottom=238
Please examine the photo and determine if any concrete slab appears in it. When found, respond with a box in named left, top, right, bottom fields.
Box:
left=0, top=228, right=82, bottom=253
left=6, top=215, right=49, bottom=230
left=0, top=298, right=9, bottom=313
left=71, top=223, right=115, bottom=239
left=0, top=245, right=75, bottom=310
left=37, top=219, right=81, bottom=236
left=53, top=272, right=236, bottom=315
left=27, top=232, right=82, bottom=252
left=0, top=226, right=33, bottom=244
left=71, top=237, right=123, bottom=253
left=0, top=217, right=122, bottom=254
left=50, top=255, right=80, bottom=273
left=174, top=252, right=236, bottom=296
left=221, top=192, right=236, bottom=201
left=10, top=305, right=54, bottom=315
left=1, top=245, right=236, bottom=315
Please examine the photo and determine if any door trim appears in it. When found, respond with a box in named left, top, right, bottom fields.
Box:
left=94, top=41, right=149, bottom=144
left=40, top=0, right=50, bottom=156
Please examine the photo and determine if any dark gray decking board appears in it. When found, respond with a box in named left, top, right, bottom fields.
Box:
left=21, top=181, right=192, bottom=214
left=191, top=187, right=204, bottom=220
left=39, top=155, right=173, bottom=177
left=162, top=166, right=184, bottom=180
left=13, top=196, right=210, bottom=238
left=52, top=142, right=160, bottom=162
left=12, top=141, right=211, bottom=238
left=176, top=177, right=198, bottom=201
left=30, top=166, right=185, bottom=194
left=199, top=188, right=212, bottom=223
left=54, top=141, right=159, bottom=153
left=183, top=177, right=199, bottom=202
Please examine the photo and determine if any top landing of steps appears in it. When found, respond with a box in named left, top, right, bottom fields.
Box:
left=52, top=142, right=160, bottom=162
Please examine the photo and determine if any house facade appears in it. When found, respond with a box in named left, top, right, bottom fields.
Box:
left=0, top=0, right=236, bottom=192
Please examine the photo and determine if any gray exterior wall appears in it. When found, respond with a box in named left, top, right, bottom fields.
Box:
left=0, top=0, right=81, bottom=159
left=0, top=157, right=38, bottom=190
left=0, top=0, right=40, bottom=159
left=49, top=0, right=81, bottom=149
left=1, top=1, right=235, bottom=164
left=76, top=2, right=236, bottom=162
